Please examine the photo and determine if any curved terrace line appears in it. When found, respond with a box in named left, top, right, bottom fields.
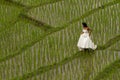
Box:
left=93, top=59, right=120, bottom=80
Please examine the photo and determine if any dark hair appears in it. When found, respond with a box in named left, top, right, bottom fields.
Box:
left=82, top=22, right=88, bottom=27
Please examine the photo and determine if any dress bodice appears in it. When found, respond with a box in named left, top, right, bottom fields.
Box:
left=83, top=29, right=88, bottom=33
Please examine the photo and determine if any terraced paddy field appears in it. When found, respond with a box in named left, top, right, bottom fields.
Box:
left=0, top=0, right=120, bottom=80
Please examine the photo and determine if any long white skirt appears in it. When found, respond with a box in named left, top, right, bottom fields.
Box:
left=77, top=33, right=97, bottom=51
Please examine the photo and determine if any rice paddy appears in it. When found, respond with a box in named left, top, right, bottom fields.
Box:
left=0, top=0, right=120, bottom=80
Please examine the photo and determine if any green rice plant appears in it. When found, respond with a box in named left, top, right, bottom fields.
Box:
left=0, top=0, right=120, bottom=80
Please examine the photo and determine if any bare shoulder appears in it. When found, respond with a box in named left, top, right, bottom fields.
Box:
left=87, top=27, right=92, bottom=31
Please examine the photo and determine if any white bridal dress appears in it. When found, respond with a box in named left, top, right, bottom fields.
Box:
left=77, top=29, right=97, bottom=51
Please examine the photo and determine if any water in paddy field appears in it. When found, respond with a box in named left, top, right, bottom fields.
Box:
left=0, top=0, right=120, bottom=80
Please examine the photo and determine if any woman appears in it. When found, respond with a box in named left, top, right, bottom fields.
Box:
left=77, top=22, right=97, bottom=51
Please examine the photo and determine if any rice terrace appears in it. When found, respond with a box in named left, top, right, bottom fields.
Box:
left=0, top=0, right=120, bottom=80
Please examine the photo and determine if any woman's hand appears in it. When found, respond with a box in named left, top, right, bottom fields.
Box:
left=81, top=32, right=84, bottom=34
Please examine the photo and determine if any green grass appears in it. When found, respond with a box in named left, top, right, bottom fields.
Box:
left=0, top=0, right=120, bottom=80
left=93, top=59, right=120, bottom=80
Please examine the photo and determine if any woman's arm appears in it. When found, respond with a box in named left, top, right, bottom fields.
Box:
left=87, top=28, right=92, bottom=35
